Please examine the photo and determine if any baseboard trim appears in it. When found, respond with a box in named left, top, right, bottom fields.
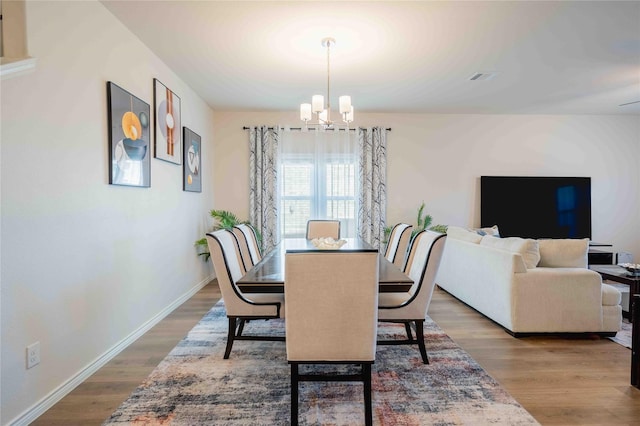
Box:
left=8, top=274, right=215, bottom=426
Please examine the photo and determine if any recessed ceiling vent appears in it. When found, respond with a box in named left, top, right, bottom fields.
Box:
left=469, top=71, right=498, bottom=81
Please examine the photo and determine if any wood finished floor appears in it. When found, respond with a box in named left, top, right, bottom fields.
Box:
left=33, top=282, right=640, bottom=425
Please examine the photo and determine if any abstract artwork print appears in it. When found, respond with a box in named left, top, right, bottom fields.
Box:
left=153, top=78, right=182, bottom=164
left=107, top=82, right=151, bottom=187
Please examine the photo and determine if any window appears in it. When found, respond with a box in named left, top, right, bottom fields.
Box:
left=279, top=131, right=359, bottom=238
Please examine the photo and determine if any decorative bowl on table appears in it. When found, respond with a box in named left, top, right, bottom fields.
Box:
left=618, top=263, right=640, bottom=277
left=311, top=237, right=347, bottom=250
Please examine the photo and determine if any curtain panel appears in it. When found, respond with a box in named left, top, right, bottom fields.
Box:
left=358, top=127, right=388, bottom=249
left=248, top=126, right=280, bottom=252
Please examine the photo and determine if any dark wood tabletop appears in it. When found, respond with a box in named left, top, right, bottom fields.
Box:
left=237, top=238, right=413, bottom=293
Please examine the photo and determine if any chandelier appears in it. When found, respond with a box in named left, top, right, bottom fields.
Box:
left=299, top=37, right=354, bottom=129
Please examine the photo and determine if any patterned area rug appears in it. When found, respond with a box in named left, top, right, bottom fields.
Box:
left=104, top=301, right=539, bottom=425
left=608, top=319, right=632, bottom=349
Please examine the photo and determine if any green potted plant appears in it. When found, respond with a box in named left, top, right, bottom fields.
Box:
left=383, top=202, right=447, bottom=243
left=195, top=210, right=260, bottom=261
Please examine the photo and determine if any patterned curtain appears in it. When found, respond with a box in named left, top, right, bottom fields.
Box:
left=357, top=127, right=388, bottom=248
left=248, top=126, right=280, bottom=252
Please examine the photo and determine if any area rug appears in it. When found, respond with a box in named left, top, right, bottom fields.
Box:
left=104, top=301, right=539, bottom=425
left=608, top=319, right=632, bottom=349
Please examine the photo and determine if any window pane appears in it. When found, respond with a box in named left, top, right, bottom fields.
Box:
left=326, top=163, right=355, bottom=197
left=283, top=163, right=312, bottom=196
left=282, top=199, right=311, bottom=237
left=326, top=199, right=355, bottom=220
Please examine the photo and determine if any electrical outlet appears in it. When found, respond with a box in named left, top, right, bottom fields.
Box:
left=26, top=342, right=40, bottom=369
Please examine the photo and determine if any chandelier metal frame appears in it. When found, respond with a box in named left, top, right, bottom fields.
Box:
left=300, top=37, right=354, bottom=129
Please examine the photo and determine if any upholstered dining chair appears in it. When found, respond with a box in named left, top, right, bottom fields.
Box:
left=206, top=229, right=284, bottom=359
left=384, top=223, right=413, bottom=269
left=305, top=219, right=340, bottom=240
left=232, top=223, right=262, bottom=273
left=377, top=230, right=447, bottom=364
left=285, top=250, right=379, bottom=426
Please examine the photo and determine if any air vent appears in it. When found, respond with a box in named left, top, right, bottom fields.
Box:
left=469, top=71, right=498, bottom=81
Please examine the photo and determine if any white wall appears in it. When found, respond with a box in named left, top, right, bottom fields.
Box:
left=212, top=111, right=639, bottom=259
left=1, top=1, right=214, bottom=424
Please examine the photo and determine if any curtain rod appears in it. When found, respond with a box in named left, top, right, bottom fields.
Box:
left=242, top=126, right=391, bottom=132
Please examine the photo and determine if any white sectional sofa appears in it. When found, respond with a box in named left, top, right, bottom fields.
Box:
left=436, top=226, right=622, bottom=336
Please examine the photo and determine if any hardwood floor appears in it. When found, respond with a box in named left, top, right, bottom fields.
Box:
left=429, top=287, right=640, bottom=426
left=33, top=282, right=640, bottom=425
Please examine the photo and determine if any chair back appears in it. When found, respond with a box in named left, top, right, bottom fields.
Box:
left=232, top=224, right=262, bottom=271
left=206, top=230, right=253, bottom=315
left=285, top=251, right=379, bottom=361
left=384, top=223, right=413, bottom=268
left=306, top=220, right=340, bottom=240
left=403, top=230, right=447, bottom=315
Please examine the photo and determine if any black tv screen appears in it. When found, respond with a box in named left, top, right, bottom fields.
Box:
left=480, top=176, right=591, bottom=239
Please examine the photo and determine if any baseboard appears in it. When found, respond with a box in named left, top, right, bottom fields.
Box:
left=8, top=274, right=215, bottom=426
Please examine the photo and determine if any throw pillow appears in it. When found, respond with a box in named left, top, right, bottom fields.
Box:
left=447, top=226, right=483, bottom=244
left=538, top=238, right=589, bottom=268
left=471, top=225, right=500, bottom=237
left=480, top=235, right=540, bottom=269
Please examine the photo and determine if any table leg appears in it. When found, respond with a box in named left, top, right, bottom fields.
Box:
left=632, top=294, right=639, bottom=388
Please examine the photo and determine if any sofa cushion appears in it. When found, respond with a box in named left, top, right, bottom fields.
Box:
left=447, top=226, right=482, bottom=244
left=538, top=238, right=589, bottom=268
left=601, top=283, right=622, bottom=306
left=480, top=236, right=540, bottom=269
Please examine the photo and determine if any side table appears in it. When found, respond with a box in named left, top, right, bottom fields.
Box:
left=589, top=265, right=640, bottom=320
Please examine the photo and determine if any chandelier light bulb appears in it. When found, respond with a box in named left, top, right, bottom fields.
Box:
left=300, top=103, right=312, bottom=121
left=339, top=96, right=351, bottom=114
left=312, top=95, right=324, bottom=113
left=345, top=106, right=354, bottom=123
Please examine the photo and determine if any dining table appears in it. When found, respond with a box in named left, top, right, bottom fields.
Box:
left=236, top=238, right=413, bottom=293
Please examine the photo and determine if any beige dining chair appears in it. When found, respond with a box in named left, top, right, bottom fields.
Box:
left=206, top=229, right=284, bottom=359
left=377, top=230, right=447, bottom=364
left=384, top=223, right=413, bottom=269
left=285, top=250, right=379, bottom=426
left=306, top=219, right=340, bottom=240
left=232, top=223, right=262, bottom=273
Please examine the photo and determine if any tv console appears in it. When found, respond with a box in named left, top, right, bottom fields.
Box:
left=588, top=242, right=613, bottom=266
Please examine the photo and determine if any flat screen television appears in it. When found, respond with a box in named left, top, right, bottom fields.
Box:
left=480, top=176, right=591, bottom=239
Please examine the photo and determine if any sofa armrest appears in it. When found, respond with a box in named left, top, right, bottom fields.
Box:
left=512, top=268, right=603, bottom=332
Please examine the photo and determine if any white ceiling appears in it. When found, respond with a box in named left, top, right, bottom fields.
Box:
left=101, top=0, right=640, bottom=115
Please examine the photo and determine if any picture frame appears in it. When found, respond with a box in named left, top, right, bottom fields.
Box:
left=153, top=78, right=182, bottom=164
left=107, top=81, right=151, bottom=187
left=183, top=127, right=202, bottom=192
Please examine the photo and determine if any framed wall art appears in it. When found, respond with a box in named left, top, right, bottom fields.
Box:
left=107, top=81, right=151, bottom=187
left=183, top=127, right=202, bottom=192
left=153, top=78, right=182, bottom=164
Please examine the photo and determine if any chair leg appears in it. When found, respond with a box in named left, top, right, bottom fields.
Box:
left=415, top=320, right=429, bottom=364
left=237, top=319, right=246, bottom=337
left=363, top=363, right=373, bottom=426
left=404, top=322, right=413, bottom=341
left=224, top=317, right=236, bottom=359
left=291, top=363, right=299, bottom=426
